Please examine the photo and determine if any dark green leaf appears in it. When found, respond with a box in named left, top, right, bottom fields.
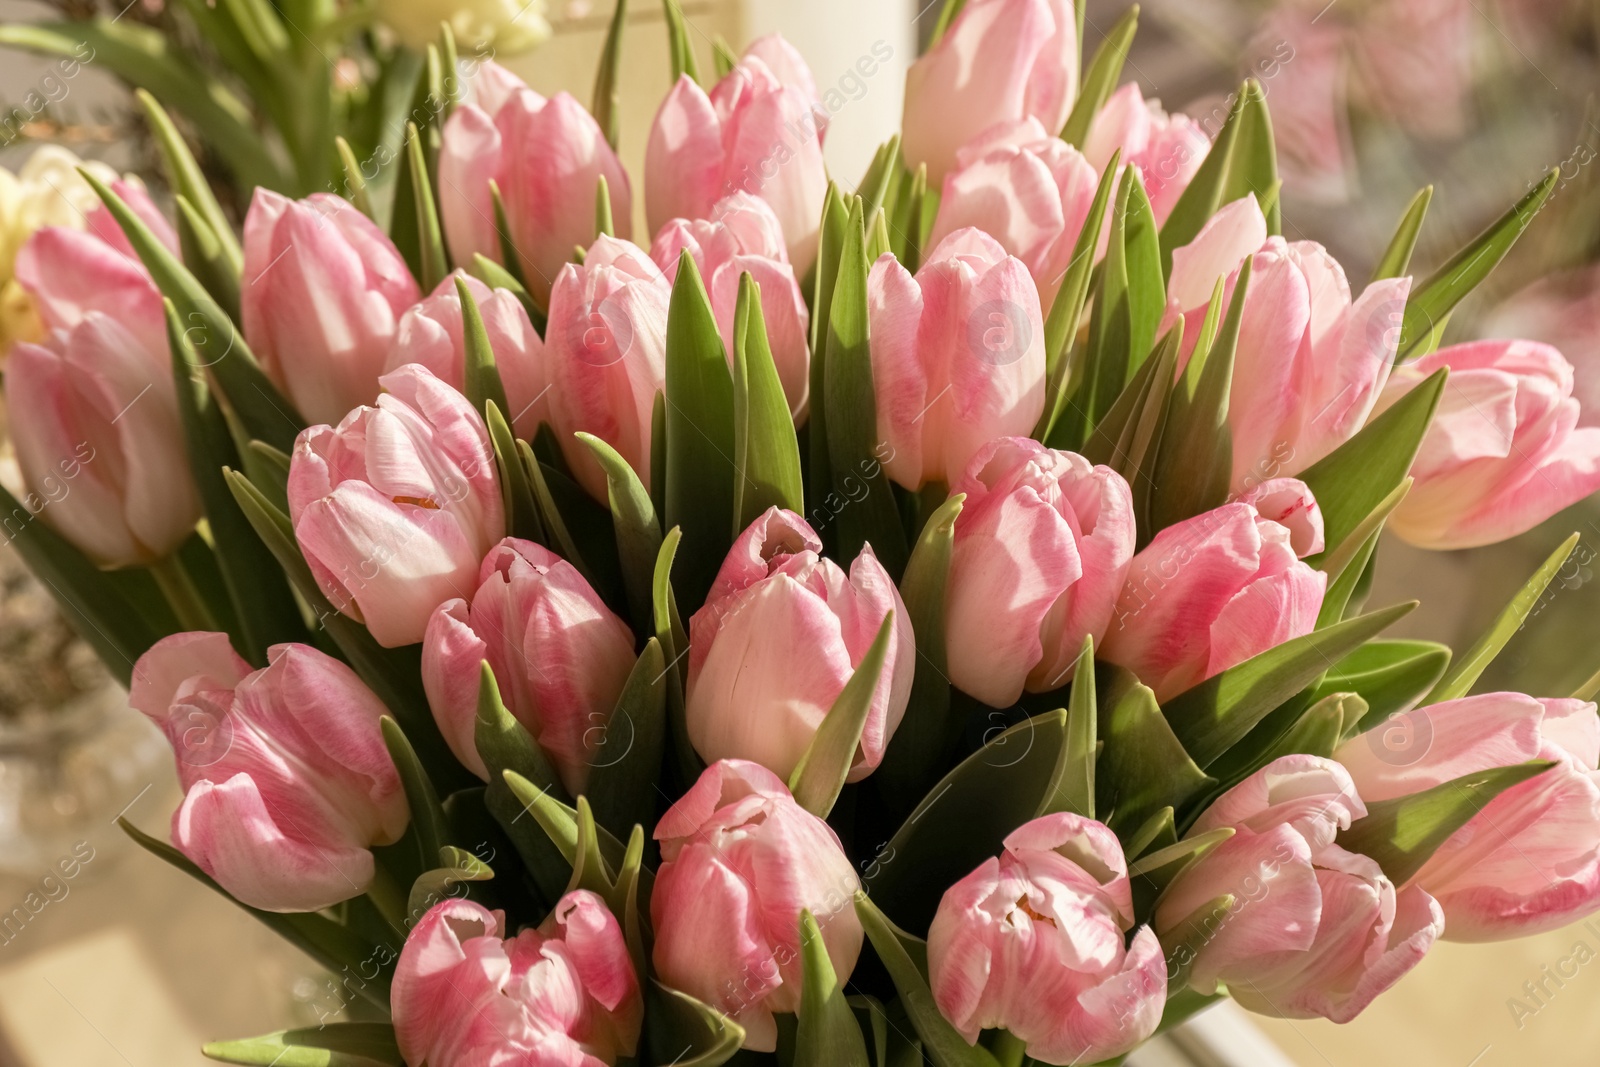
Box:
left=591, top=0, right=629, bottom=148
left=795, top=910, right=870, bottom=1067
left=137, top=88, right=241, bottom=276
left=1371, top=186, right=1433, bottom=283
left=380, top=717, right=450, bottom=881
left=646, top=982, right=744, bottom=1067
left=790, top=613, right=896, bottom=817
left=458, top=277, right=512, bottom=418
left=577, top=432, right=663, bottom=634
left=731, top=272, right=805, bottom=532
left=586, top=638, right=669, bottom=839
left=1319, top=640, right=1453, bottom=739
left=1095, top=665, right=1211, bottom=833
left=1059, top=3, right=1140, bottom=147
left=403, top=123, right=448, bottom=291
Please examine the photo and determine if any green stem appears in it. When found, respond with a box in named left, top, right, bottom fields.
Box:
left=987, top=1030, right=1027, bottom=1067
left=149, top=553, right=220, bottom=632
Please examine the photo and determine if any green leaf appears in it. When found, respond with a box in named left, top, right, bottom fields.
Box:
left=1397, top=170, right=1558, bottom=360
left=1315, top=477, right=1411, bottom=586
left=1127, top=826, right=1233, bottom=884
left=590, top=0, right=628, bottom=148
left=175, top=196, right=242, bottom=323
left=652, top=527, right=700, bottom=786
left=577, top=432, right=663, bottom=634
left=403, top=123, right=448, bottom=291
left=1318, top=640, right=1453, bottom=739
left=790, top=612, right=896, bottom=817
left=1299, top=369, right=1447, bottom=554
left=519, top=441, right=617, bottom=599
left=1428, top=533, right=1579, bottom=704
left=927, top=0, right=971, bottom=48
left=731, top=272, right=805, bottom=532
left=1223, top=81, right=1281, bottom=235
left=795, top=910, right=871, bottom=1067
left=712, top=34, right=738, bottom=77
left=1203, top=691, right=1366, bottom=793
left=1338, top=762, right=1555, bottom=885
left=1095, top=665, right=1211, bottom=833
left=1158, top=81, right=1267, bottom=273
left=202, top=1024, right=401, bottom=1066
left=486, top=401, right=543, bottom=543
left=586, top=638, right=670, bottom=839
left=646, top=982, right=744, bottom=1067
left=137, top=88, right=241, bottom=277
left=808, top=185, right=850, bottom=507
left=458, top=277, right=512, bottom=418
left=1160, top=894, right=1235, bottom=991
left=470, top=253, right=540, bottom=326
left=662, top=0, right=701, bottom=84
left=487, top=180, right=535, bottom=298
left=1162, top=602, right=1417, bottom=769
left=380, top=717, right=450, bottom=881
left=857, top=137, right=904, bottom=222
left=1056, top=637, right=1098, bottom=819
left=595, top=174, right=615, bottom=239
left=1371, top=186, right=1434, bottom=283
left=1059, top=3, right=1140, bottom=147
left=335, top=137, right=377, bottom=221
left=1082, top=315, right=1182, bottom=531
left=405, top=848, right=494, bottom=926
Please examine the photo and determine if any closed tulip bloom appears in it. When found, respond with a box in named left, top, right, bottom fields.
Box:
left=1378, top=340, right=1600, bottom=549
left=1482, top=266, right=1600, bottom=425
left=1082, top=83, right=1211, bottom=223
left=929, top=813, right=1166, bottom=1064
left=869, top=229, right=1047, bottom=490
left=652, top=759, right=862, bottom=1052
left=440, top=64, right=632, bottom=307
left=6, top=311, right=199, bottom=566
left=288, top=364, right=504, bottom=648
left=129, top=632, right=408, bottom=913
left=1100, top=482, right=1327, bottom=700
left=926, top=119, right=1100, bottom=304
left=650, top=192, right=810, bottom=418
left=394, top=894, right=641, bottom=1067
left=686, top=508, right=913, bottom=782
left=544, top=236, right=670, bottom=502
left=1336, top=693, right=1600, bottom=941
left=1156, top=756, right=1444, bottom=1022
left=944, top=438, right=1135, bottom=707
left=422, top=538, right=637, bottom=796
left=646, top=47, right=827, bottom=272
left=386, top=270, right=548, bottom=439
left=903, top=0, right=1077, bottom=185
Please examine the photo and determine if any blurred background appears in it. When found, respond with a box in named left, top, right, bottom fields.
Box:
left=2, top=0, right=1600, bottom=1063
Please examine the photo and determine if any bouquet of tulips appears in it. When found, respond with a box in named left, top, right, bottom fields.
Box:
left=6, top=0, right=1600, bottom=1064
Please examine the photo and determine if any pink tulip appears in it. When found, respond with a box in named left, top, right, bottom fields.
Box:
left=1336, top=693, right=1600, bottom=941
left=394, top=894, right=641, bottom=1067
left=1100, top=481, right=1327, bottom=700
left=7, top=311, right=199, bottom=566
left=386, top=270, right=548, bottom=440
left=1156, top=755, right=1443, bottom=1022
left=928, top=813, right=1166, bottom=1063
left=544, top=235, right=670, bottom=502
left=944, top=438, right=1135, bottom=707
left=1378, top=339, right=1600, bottom=549
left=128, top=632, right=408, bottom=913
left=14, top=178, right=173, bottom=354
left=902, top=0, right=1078, bottom=185
left=686, top=508, right=913, bottom=782
left=288, top=363, right=504, bottom=648
left=1246, top=12, right=1354, bottom=204
left=926, top=118, right=1100, bottom=304
left=651, top=759, right=862, bottom=1052
left=439, top=62, right=632, bottom=308
left=241, top=190, right=420, bottom=427
left=651, top=192, right=811, bottom=418
left=422, top=537, right=637, bottom=795
left=645, top=48, right=827, bottom=272
left=1082, top=83, right=1211, bottom=223
left=1166, top=196, right=1412, bottom=491
left=868, top=228, right=1047, bottom=490
left=1482, top=266, right=1600, bottom=427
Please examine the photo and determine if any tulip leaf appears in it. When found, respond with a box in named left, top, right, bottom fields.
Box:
left=515, top=439, right=598, bottom=587
left=457, top=278, right=513, bottom=419
left=892, top=164, right=929, bottom=273
left=594, top=174, right=616, bottom=239
left=1160, top=894, right=1236, bottom=992
left=380, top=717, right=451, bottom=881
left=790, top=612, right=896, bottom=818
left=853, top=893, right=1000, bottom=1067
left=1316, top=477, right=1411, bottom=582
left=563, top=795, right=619, bottom=903
left=82, top=171, right=304, bottom=455
left=1223, top=81, right=1281, bottom=235
left=1082, top=315, right=1181, bottom=534
left=1298, top=368, right=1446, bottom=556
left=795, top=909, right=871, bottom=1067
left=475, top=662, right=566, bottom=800
left=874, top=494, right=964, bottom=815
left=1397, top=170, right=1558, bottom=360
left=1056, top=637, right=1099, bottom=819
left=335, top=137, right=376, bottom=222
left=174, top=196, right=241, bottom=322
left=617, top=825, right=650, bottom=974
left=1311, top=640, right=1452, bottom=740
left=484, top=402, right=543, bottom=544
left=1338, top=761, right=1556, bottom=886
left=592, top=0, right=629, bottom=148
left=1162, top=601, right=1418, bottom=770
left=1158, top=93, right=1247, bottom=271
left=661, top=0, right=701, bottom=84
left=402, top=123, right=448, bottom=291
left=927, top=0, right=970, bottom=48
left=1122, top=806, right=1178, bottom=861
left=137, top=89, right=241, bottom=278
left=731, top=272, right=805, bottom=532
left=577, top=432, right=663, bottom=633
left=652, top=527, right=700, bottom=787
left=823, top=199, right=908, bottom=576
left=1371, top=185, right=1434, bottom=284
left=404, top=853, right=494, bottom=929
left=1095, top=665, right=1212, bottom=834
left=1128, top=827, right=1234, bottom=889
left=1428, top=533, right=1580, bottom=704
left=1201, top=692, right=1367, bottom=805
left=586, top=638, right=670, bottom=840
left=858, top=136, right=904, bottom=224
left=201, top=1023, right=402, bottom=1066
left=119, top=819, right=393, bottom=1009
left=1059, top=3, right=1140, bottom=148
left=808, top=185, right=850, bottom=504
left=865, top=710, right=1071, bottom=933
left=646, top=982, right=744, bottom=1067
left=1062, top=168, right=1140, bottom=442
left=470, top=253, right=540, bottom=328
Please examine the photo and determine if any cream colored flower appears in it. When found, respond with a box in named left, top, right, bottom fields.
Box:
left=377, top=0, right=550, bottom=55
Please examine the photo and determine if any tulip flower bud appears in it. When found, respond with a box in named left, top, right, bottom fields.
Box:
left=544, top=235, right=670, bottom=502
left=868, top=229, right=1047, bottom=490
left=928, top=813, right=1166, bottom=1064
left=926, top=119, right=1100, bottom=304
left=375, top=0, right=549, bottom=54
left=902, top=0, right=1078, bottom=185
left=422, top=537, right=637, bottom=795
left=1156, top=756, right=1444, bottom=1022
left=1082, top=83, right=1211, bottom=223
left=944, top=438, right=1135, bottom=707
left=1100, top=482, right=1327, bottom=700
left=646, top=44, right=827, bottom=272
left=288, top=364, right=504, bottom=648
left=651, top=192, right=810, bottom=418
left=440, top=64, right=632, bottom=308
left=394, top=894, right=641, bottom=1067
left=386, top=270, right=548, bottom=440
left=686, top=508, right=913, bottom=782
left=241, top=190, right=421, bottom=427
left=129, top=633, right=409, bottom=913
left=651, top=760, right=862, bottom=1052
left=6, top=311, right=200, bottom=566
left=1336, top=693, right=1600, bottom=941
left=1378, top=340, right=1600, bottom=549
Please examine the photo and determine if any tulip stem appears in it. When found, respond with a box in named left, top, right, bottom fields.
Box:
left=986, top=1030, right=1027, bottom=1067
left=149, top=554, right=220, bottom=633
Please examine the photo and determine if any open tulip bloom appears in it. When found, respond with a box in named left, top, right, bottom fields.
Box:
left=8, top=3, right=1600, bottom=1065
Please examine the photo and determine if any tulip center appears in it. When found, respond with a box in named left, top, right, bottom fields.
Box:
left=393, top=495, right=441, bottom=510
left=1012, top=897, right=1056, bottom=928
